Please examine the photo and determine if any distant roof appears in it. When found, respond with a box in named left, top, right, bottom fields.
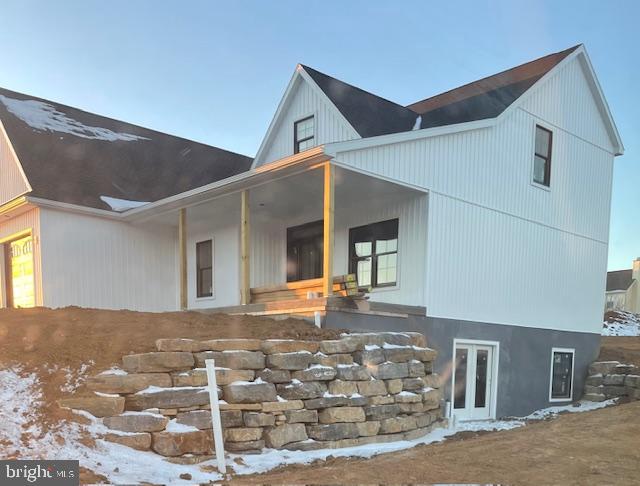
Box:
left=0, top=87, right=253, bottom=212
left=303, top=45, right=580, bottom=136
left=607, top=269, right=633, bottom=292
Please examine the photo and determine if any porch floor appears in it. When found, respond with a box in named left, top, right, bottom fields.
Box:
left=199, top=296, right=426, bottom=320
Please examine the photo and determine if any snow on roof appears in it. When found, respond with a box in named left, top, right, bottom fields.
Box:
left=0, top=94, right=149, bottom=142
left=99, top=196, right=150, bottom=212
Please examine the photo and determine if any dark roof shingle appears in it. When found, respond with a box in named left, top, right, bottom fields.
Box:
left=607, top=269, right=633, bottom=291
left=0, top=87, right=253, bottom=211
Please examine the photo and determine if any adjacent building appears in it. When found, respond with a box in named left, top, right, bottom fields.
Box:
left=605, top=259, right=640, bottom=313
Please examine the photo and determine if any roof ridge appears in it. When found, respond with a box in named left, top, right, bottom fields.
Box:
left=0, top=85, right=252, bottom=158
left=406, top=44, right=581, bottom=113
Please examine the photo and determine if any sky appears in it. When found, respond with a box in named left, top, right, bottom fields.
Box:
left=0, top=0, right=638, bottom=270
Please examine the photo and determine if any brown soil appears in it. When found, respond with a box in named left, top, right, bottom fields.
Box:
left=599, top=336, right=640, bottom=367
left=230, top=400, right=640, bottom=486
left=0, top=306, right=342, bottom=441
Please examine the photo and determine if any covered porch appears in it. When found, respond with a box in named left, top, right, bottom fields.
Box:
left=129, top=151, right=429, bottom=317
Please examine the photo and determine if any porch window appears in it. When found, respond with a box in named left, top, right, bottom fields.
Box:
left=549, top=348, right=574, bottom=401
left=349, top=219, right=398, bottom=288
left=196, top=239, right=213, bottom=298
left=533, top=125, right=552, bottom=187
left=294, top=116, right=315, bottom=153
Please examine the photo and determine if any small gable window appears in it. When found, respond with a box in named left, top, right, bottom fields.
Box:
left=533, top=125, right=552, bottom=187
left=294, top=116, right=315, bottom=153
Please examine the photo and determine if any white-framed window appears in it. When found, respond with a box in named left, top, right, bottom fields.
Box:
left=196, top=239, right=214, bottom=298
left=549, top=347, right=575, bottom=402
left=294, top=115, right=315, bottom=153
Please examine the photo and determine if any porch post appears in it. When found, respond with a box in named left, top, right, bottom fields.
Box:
left=179, top=208, right=188, bottom=310
left=240, top=190, right=251, bottom=305
left=323, top=162, right=334, bottom=297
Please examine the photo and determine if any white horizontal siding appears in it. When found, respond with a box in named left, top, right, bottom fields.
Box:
left=250, top=192, right=428, bottom=306
left=256, top=76, right=358, bottom=166
left=0, top=208, right=43, bottom=307
left=426, top=193, right=607, bottom=334
left=0, top=122, right=30, bottom=205
left=39, top=208, right=178, bottom=312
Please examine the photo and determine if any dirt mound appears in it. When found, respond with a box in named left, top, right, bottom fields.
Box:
left=599, top=336, right=640, bottom=367
left=0, top=306, right=343, bottom=439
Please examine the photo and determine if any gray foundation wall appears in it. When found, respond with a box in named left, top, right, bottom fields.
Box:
left=325, top=311, right=601, bottom=418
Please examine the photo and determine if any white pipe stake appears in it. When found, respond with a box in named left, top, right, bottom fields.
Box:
left=205, top=359, right=226, bottom=474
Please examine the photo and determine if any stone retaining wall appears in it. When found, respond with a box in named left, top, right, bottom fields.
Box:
left=59, top=332, right=444, bottom=459
left=584, top=361, right=640, bottom=401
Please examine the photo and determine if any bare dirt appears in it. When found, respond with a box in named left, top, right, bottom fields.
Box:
left=0, top=306, right=342, bottom=439
left=230, top=400, right=640, bottom=485
left=599, top=336, right=640, bottom=367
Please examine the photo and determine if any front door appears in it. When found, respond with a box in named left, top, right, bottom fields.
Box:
left=452, top=342, right=496, bottom=421
left=286, top=220, right=323, bottom=282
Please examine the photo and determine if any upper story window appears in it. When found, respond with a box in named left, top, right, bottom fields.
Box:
left=294, top=116, right=315, bottom=153
left=349, top=219, right=399, bottom=288
left=533, top=125, right=552, bottom=187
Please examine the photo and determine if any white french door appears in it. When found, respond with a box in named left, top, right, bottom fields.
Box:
left=452, top=341, right=497, bottom=421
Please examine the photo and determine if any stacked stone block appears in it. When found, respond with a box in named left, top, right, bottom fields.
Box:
left=59, top=332, right=444, bottom=459
left=583, top=361, right=640, bottom=401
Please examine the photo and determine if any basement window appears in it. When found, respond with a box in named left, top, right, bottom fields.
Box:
left=196, top=239, right=213, bottom=298
left=549, top=348, right=574, bottom=401
left=349, top=219, right=399, bottom=288
left=533, top=125, right=552, bottom=187
left=294, top=116, right=315, bottom=153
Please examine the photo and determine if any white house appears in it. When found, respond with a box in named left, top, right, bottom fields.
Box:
left=0, top=44, right=623, bottom=417
left=605, top=259, right=640, bottom=313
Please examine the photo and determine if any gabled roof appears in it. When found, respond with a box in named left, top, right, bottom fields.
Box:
left=301, top=65, right=418, bottom=138
left=303, top=46, right=579, bottom=136
left=606, top=269, right=633, bottom=292
left=406, top=45, right=580, bottom=128
left=0, top=87, right=253, bottom=212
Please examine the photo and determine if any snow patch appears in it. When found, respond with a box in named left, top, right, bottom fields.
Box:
left=164, top=419, right=199, bottom=433
left=100, top=196, right=150, bottom=212
left=0, top=94, right=150, bottom=142
left=523, top=399, right=617, bottom=420
left=412, top=115, right=422, bottom=130
left=602, top=311, right=640, bottom=336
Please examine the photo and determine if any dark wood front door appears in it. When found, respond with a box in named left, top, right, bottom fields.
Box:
left=287, top=220, right=323, bottom=282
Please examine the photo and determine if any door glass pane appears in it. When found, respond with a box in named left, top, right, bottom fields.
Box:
left=454, top=348, right=468, bottom=409
left=354, top=241, right=372, bottom=257
left=376, top=253, right=397, bottom=285
left=356, top=258, right=372, bottom=287
left=9, top=236, right=35, bottom=308
left=552, top=352, right=573, bottom=399
left=376, top=237, right=397, bottom=254
left=475, top=349, right=488, bottom=408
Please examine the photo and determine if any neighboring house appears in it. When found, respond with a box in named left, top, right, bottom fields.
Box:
left=605, top=259, right=640, bottom=313
left=0, top=44, right=623, bottom=418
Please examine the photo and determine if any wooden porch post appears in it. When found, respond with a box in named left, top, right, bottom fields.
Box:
left=323, top=162, right=334, bottom=297
left=240, top=190, right=251, bottom=305
left=179, top=208, right=188, bottom=310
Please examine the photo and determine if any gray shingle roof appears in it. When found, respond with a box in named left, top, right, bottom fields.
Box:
left=606, top=269, right=633, bottom=291
left=0, top=87, right=253, bottom=212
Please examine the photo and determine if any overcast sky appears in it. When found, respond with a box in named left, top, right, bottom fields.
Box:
left=0, top=0, right=638, bottom=270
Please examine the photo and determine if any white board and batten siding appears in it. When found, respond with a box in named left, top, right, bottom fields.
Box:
left=0, top=121, right=30, bottom=206
left=254, top=74, right=359, bottom=166
left=332, top=56, right=616, bottom=335
left=38, top=208, right=178, bottom=312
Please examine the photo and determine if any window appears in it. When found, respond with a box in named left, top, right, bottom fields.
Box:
left=196, top=240, right=213, bottom=298
left=286, top=220, right=323, bottom=282
left=549, top=348, right=574, bottom=401
left=349, top=219, right=399, bottom=288
left=294, top=116, right=315, bottom=153
left=533, top=125, right=552, bottom=187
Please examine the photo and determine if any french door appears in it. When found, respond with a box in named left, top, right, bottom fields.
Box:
left=452, top=341, right=497, bottom=421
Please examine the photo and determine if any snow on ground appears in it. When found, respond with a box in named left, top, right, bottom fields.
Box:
left=0, top=366, right=621, bottom=484
left=602, top=311, right=640, bottom=336
left=99, top=196, right=150, bottom=212
left=0, top=94, right=149, bottom=142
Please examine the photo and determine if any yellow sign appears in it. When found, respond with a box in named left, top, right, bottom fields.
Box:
left=9, top=235, right=35, bottom=308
